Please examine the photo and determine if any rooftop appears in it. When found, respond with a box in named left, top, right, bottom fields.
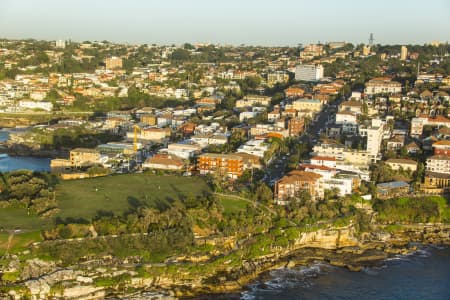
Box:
left=385, top=158, right=417, bottom=165
left=377, top=181, right=409, bottom=189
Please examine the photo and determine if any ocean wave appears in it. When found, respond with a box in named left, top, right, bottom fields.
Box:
left=361, top=267, right=379, bottom=276
left=250, top=263, right=329, bottom=292
left=385, top=255, right=411, bottom=262
left=415, top=248, right=432, bottom=258
left=240, top=292, right=256, bottom=300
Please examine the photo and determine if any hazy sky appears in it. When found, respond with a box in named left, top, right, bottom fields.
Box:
left=1, top=0, right=449, bottom=46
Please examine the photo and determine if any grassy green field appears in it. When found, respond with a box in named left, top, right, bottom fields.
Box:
left=55, top=173, right=212, bottom=220
left=0, top=208, right=53, bottom=231
left=216, top=195, right=250, bottom=214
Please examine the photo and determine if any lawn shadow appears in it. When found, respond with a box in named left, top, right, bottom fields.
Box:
left=55, top=216, right=90, bottom=225
left=153, top=198, right=171, bottom=212
left=94, top=210, right=115, bottom=219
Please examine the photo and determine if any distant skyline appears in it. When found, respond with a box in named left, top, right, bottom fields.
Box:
left=1, top=0, right=449, bottom=46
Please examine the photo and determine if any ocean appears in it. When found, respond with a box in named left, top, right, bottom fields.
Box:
left=241, top=246, right=450, bottom=300
left=0, top=129, right=51, bottom=172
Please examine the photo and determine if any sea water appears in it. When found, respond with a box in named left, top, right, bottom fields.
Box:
left=241, top=246, right=450, bottom=300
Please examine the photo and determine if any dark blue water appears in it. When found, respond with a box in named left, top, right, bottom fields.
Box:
left=0, top=129, right=51, bottom=172
left=242, top=246, right=450, bottom=300
left=0, top=130, right=9, bottom=142
left=0, top=155, right=51, bottom=172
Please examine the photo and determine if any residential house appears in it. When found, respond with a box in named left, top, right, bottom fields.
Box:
left=385, top=158, right=418, bottom=172
left=339, top=100, right=363, bottom=114
left=275, top=170, right=323, bottom=203
left=142, top=154, right=186, bottom=171
left=268, top=109, right=281, bottom=122
left=235, top=95, right=271, bottom=108
left=405, top=141, right=421, bottom=154
left=292, top=99, right=322, bottom=113
left=432, top=140, right=450, bottom=156
left=386, top=135, right=405, bottom=151
left=284, top=87, right=305, bottom=98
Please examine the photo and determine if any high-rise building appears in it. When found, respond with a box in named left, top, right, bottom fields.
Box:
left=362, top=118, right=384, bottom=162
left=55, top=40, right=66, bottom=49
left=400, top=45, right=408, bottom=60
left=105, top=56, right=123, bottom=70
left=295, top=64, right=324, bottom=82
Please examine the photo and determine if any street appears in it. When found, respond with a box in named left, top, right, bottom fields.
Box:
left=265, top=96, right=344, bottom=185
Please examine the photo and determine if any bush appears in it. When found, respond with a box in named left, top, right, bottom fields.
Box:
left=57, top=226, right=73, bottom=239
left=374, top=196, right=445, bottom=223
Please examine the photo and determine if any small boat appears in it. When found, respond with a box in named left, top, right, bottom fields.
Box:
left=0, top=153, right=8, bottom=159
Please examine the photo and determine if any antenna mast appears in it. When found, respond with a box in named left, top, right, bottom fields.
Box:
left=369, top=33, right=374, bottom=46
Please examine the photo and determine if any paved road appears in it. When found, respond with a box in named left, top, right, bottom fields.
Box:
left=302, top=96, right=344, bottom=144
left=265, top=97, right=344, bottom=185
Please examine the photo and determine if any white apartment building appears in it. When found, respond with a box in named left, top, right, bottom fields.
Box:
left=322, top=177, right=353, bottom=197
left=160, top=143, right=201, bottom=160
left=359, top=118, right=385, bottom=162
left=312, top=143, right=371, bottom=167
left=55, top=39, right=66, bottom=49
left=295, top=64, right=324, bottom=82
left=18, top=100, right=53, bottom=111
left=237, top=139, right=269, bottom=158
left=335, top=111, right=358, bottom=134
left=426, top=155, right=450, bottom=174
left=364, top=77, right=402, bottom=95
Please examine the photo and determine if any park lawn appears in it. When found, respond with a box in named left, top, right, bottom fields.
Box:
left=55, top=173, right=212, bottom=221
left=0, top=230, right=43, bottom=255
left=0, top=207, right=53, bottom=231
left=216, top=195, right=250, bottom=214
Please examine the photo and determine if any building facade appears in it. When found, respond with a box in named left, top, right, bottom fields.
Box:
left=198, top=153, right=244, bottom=179
left=364, top=77, right=402, bottom=95
left=295, top=64, right=324, bottom=82
left=70, top=148, right=101, bottom=168
left=276, top=170, right=323, bottom=202
left=105, top=56, right=123, bottom=70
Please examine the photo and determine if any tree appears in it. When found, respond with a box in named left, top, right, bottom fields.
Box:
left=324, top=188, right=339, bottom=201
left=170, top=49, right=191, bottom=62
left=254, top=184, right=273, bottom=204
left=58, top=225, right=73, bottom=239
left=183, top=43, right=195, bottom=50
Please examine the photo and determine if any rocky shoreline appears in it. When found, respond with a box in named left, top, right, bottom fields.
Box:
left=0, top=142, right=67, bottom=158
left=1, top=223, right=449, bottom=299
